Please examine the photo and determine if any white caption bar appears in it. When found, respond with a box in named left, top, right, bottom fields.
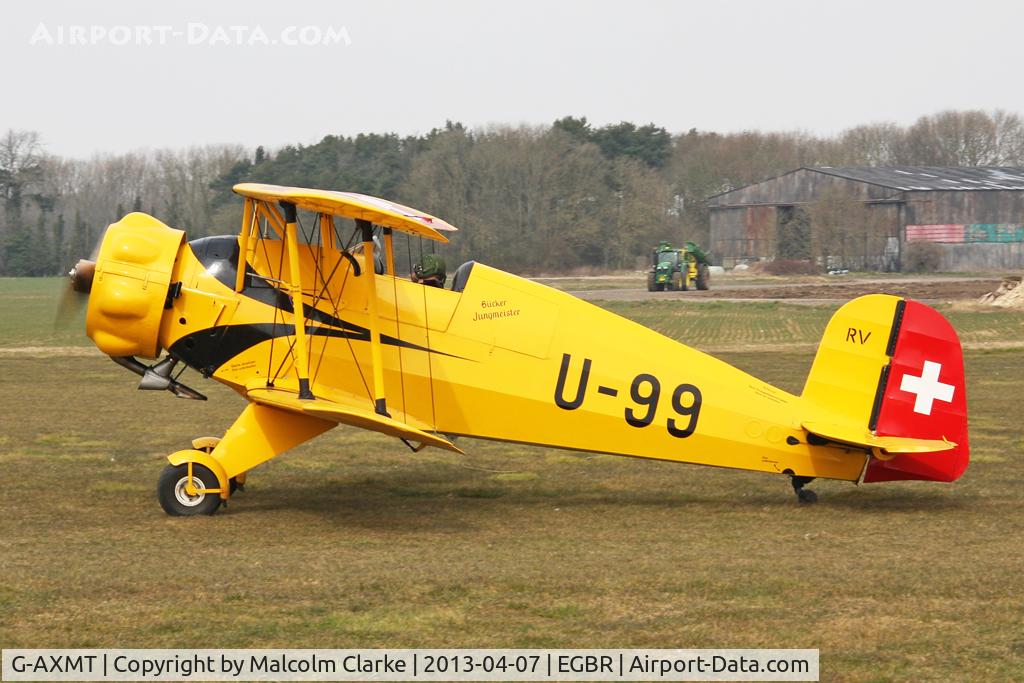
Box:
left=2, top=649, right=818, bottom=681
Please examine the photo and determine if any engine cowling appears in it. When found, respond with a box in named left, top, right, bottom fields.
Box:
left=86, top=213, right=185, bottom=358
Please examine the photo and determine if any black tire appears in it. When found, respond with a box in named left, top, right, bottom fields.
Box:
left=646, top=272, right=657, bottom=292
left=696, top=264, right=710, bottom=291
left=797, top=488, right=818, bottom=505
left=158, top=463, right=222, bottom=516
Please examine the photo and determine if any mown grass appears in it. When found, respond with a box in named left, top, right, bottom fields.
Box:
left=534, top=270, right=1001, bottom=293
left=1, top=278, right=1023, bottom=681
left=0, top=277, right=88, bottom=348
left=603, top=299, right=1024, bottom=352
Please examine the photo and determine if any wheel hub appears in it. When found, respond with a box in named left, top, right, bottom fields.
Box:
left=173, top=475, right=207, bottom=507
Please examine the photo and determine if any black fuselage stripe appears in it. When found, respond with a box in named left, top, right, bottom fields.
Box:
left=171, top=321, right=463, bottom=375
left=183, top=238, right=465, bottom=373
left=233, top=259, right=452, bottom=355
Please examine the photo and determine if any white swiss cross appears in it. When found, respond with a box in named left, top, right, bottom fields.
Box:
left=899, top=360, right=955, bottom=415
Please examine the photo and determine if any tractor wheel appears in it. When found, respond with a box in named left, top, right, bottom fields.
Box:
left=696, top=264, right=710, bottom=291
left=671, top=272, right=683, bottom=291
left=646, top=272, right=657, bottom=292
left=157, top=463, right=222, bottom=516
left=680, top=272, right=689, bottom=291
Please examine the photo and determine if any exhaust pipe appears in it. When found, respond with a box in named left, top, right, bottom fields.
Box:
left=111, top=356, right=207, bottom=400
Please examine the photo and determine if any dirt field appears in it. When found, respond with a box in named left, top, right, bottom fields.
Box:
left=561, top=275, right=1004, bottom=303
left=2, top=277, right=1023, bottom=681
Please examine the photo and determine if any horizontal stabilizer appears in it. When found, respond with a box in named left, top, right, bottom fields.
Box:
left=802, top=421, right=955, bottom=455
left=247, top=387, right=464, bottom=454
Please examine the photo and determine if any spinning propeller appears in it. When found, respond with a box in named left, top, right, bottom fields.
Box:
left=54, top=257, right=96, bottom=328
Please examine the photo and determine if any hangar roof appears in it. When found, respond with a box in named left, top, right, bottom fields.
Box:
left=808, top=166, right=1024, bottom=191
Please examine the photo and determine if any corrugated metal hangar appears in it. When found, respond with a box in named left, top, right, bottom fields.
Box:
left=707, top=167, right=1024, bottom=271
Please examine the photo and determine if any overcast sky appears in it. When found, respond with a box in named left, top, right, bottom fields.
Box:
left=3, top=0, right=1023, bottom=158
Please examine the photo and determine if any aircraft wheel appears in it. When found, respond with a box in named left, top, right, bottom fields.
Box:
left=158, top=463, right=222, bottom=516
left=796, top=488, right=818, bottom=505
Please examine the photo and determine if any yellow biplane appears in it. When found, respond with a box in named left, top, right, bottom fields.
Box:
left=62, top=184, right=969, bottom=515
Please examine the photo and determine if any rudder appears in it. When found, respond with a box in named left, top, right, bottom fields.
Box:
left=801, top=295, right=969, bottom=483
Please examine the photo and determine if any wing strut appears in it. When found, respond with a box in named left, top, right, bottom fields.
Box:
left=321, top=213, right=336, bottom=251
left=235, top=198, right=254, bottom=292
left=358, top=219, right=390, bottom=416
left=383, top=227, right=396, bottom=274
left=281, top=201, right=315, bottom=400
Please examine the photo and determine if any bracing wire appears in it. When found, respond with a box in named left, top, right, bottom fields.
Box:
left=322, top=223, right=374, bottom=404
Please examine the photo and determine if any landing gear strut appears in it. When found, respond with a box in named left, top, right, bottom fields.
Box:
left=791, top=475, right=817, bottom=504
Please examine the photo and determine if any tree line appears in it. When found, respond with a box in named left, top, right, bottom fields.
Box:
left=2, top=109, right=1023, bottom=276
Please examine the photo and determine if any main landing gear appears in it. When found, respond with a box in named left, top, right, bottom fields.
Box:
left=156, top=437, right=246, bottom=516
left=790, top=475, right=818, bottom=504
left=157, top=463, right=222, bottom=516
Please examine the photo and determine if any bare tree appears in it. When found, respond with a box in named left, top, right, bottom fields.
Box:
left=0, top=129, right=43, bottom=204
left=0, top=130, right=45, bottom=270
left=805, top=186, right=885, bottom=270
left=837, top=123, right=903, bottom=165
left=895, top=110, right=1019, bottom=165
left=992, top=110, right=1024, bottom=165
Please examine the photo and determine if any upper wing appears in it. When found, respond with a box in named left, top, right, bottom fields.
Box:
left=247, top=387, right=464, bottom=454
left=233, top=183, right=457, bottom=242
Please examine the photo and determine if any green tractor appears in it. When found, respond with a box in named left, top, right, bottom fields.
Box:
left=647, top=241, right=711, bottom=292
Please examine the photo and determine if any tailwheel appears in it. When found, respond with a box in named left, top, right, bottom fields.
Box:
left=158, top=463, right=222, bottom=516
left=796, top=488, right=818, bottom=504
left=790, top=475, right=818, bottom=505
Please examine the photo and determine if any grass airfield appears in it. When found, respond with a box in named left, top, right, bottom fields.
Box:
left=1, top=276, right=1023, bottom=681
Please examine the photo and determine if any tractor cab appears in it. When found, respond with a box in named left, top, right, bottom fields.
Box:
left=656, top=251, right=678, bottom=269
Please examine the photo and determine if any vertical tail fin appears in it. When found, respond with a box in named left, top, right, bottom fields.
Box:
left=801, top=295, right=969, bottom=483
